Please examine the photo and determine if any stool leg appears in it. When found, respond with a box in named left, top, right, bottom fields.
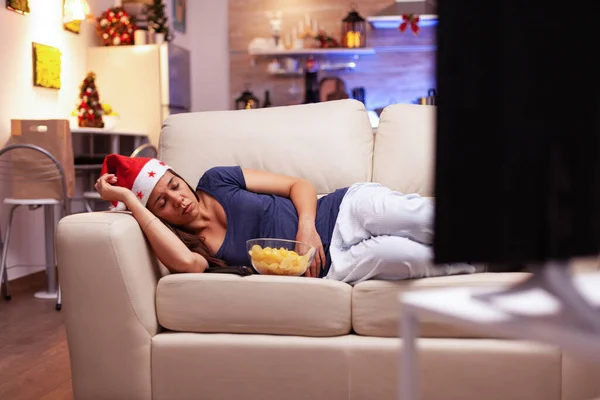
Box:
left=1, top=265, right=9, bottom=301
left=84, top=197, right=93, bottom=213
left=55, top=283, right=62, bottom=311
left=56, top=200, right=68, bottom=311
left=0, top=205, right=20, bottom=301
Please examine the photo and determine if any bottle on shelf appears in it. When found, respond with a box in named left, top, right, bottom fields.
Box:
left=263, top=90, right=272, bottom=108
left=303, top=56, right=320, bottom=104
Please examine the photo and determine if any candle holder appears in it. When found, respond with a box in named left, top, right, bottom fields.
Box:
left=266, top=10, right=283, bottom=47
left=341, top=5, right=366, bottom=49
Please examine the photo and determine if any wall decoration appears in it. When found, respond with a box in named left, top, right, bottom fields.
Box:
left=6, top=0, right=29, bottom=15
left=64, top=19, right=81, bottom=34
left=96, top=6, right=136, bottom=46
left=32, top=43, right=62, bottom=90
left=62, top=0, right=82, bottom=33
left=399, top=14, right=421, bottom=35
left=172, top=0, right=185, bottom=33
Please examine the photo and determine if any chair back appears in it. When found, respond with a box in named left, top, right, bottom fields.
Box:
left=130, top=143, right=158, bottom=158
left=0, top=144, right=71, bottom=215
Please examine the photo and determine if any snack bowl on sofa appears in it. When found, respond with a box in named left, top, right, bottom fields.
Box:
left=246, top=238, right=316, bottom=276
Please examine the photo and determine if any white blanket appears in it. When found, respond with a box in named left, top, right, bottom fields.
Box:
left=325, top=183, right=479, bottom=285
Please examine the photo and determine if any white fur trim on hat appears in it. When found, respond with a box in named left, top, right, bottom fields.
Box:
left=130, top=159, right=170, bottom=207
left=111, top=201, right=128, bottom=211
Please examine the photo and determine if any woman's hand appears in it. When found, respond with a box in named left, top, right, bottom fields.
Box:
left=296, top=220, right=326, bottom=278
left=94, top=173, right=134, bottom=205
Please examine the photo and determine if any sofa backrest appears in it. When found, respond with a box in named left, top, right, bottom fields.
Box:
left=373, top=104, right=436, bottom=197
left=159, top=99, right=374, bottom=195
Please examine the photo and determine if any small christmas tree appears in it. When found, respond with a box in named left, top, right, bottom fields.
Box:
left=77, top=72, right=104, bottom=128
left=146, top=0, right=173, bottom=41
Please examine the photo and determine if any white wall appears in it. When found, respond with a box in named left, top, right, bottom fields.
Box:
left=185, top=0, right=229, bottom=112
left=0, top=0, right=111, bottom=281
left=164, top=0, right=229, bottom=112
left=0, top=0, right=228, bottom=281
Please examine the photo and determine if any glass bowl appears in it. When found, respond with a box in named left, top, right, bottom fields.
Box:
left=246, top=238, right=316, bottom=276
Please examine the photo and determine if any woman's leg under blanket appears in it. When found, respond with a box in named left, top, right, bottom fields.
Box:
left=337, top=183, right=434, bottom=247
left=327, top=235, right=476, bottom=285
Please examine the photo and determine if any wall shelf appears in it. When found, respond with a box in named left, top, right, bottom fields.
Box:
left=267, top=61, right=358, bottom=77
left=249, top=48, right=376, bottom=57
left=374, top=45, right=436, bottom=53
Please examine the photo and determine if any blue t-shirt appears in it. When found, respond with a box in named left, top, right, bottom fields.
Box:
left=196, top=166, right=348, bottom=277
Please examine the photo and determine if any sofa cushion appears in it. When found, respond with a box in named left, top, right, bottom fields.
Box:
left=156, top=274, right=352, bottom=337
left=352, top=272, right=530, bottom=338
left=373, top=104, right=436, bottom=196
left=159, top=99, right=374, bottom=196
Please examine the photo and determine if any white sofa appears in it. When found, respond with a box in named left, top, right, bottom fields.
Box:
left=56, top=99, right=600, bottom=400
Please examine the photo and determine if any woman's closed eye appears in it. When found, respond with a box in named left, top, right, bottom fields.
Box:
left=158, top=182, right=181, bottom=208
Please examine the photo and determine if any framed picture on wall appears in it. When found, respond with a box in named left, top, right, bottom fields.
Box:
left=121, top=0, right=150, bottom=23
left=173, top=0, right=186, bottom=33
left=64, top=20, right=81, bottom=34
left=32, top=42, right=62, bottom=90
left=6, top=0, right=30, bottom=15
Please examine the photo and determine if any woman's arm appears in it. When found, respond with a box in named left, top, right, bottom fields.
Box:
left=125, top=192, right=209, bottom=273
left=242, top=168, right=317, bottom=224
left=96, top=174, right=208, bottom=274
left=242, top=168, right=326, bottom=277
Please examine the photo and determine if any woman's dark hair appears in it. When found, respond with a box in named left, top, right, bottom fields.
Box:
left=157, top=169, right=227, bottom=269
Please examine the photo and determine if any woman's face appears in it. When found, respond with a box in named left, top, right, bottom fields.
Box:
left=146, top=170, right=198, bottom=226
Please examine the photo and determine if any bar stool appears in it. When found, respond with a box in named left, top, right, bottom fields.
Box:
left=0, top=144, right=71, bottom=310
left=82, top=143, right=158, bottom=212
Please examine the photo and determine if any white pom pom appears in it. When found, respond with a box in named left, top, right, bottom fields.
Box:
left=110, top=201, right=127, bottom=212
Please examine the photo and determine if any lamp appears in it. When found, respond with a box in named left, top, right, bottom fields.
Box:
left=341, top=5, right=366, bottom=49
left=235, top=87, right=260, bottom=110
left=63, top=0, right=93, bottom=24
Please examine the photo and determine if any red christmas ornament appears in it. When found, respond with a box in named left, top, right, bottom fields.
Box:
left=399, top=14, right=420, bottom=35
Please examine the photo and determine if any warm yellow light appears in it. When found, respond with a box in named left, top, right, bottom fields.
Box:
left=345, top=31, right=361, bottom=48
left=63, top=0, right=93, bottom=24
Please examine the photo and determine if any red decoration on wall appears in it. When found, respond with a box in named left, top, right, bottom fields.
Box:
left=399, top=14, right=420, bottom=35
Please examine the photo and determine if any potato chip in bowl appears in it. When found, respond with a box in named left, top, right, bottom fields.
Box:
left=246, top=238, right=316, bottom=276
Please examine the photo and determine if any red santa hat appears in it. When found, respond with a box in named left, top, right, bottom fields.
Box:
left=100, top=154, right=171, bottom=211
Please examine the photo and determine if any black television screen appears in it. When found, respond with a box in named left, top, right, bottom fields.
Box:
left=433, top=2, right=600, bottom=264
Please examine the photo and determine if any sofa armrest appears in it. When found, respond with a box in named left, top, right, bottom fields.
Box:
left=56, top=211, right=164, bottom=400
